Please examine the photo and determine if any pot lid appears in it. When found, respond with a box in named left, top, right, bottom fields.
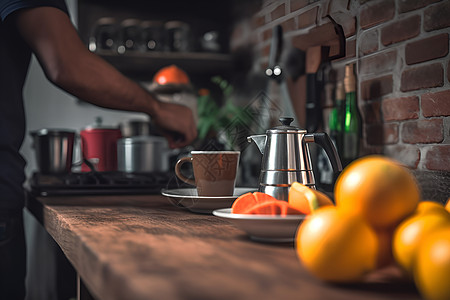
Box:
left=267, top=117, right=306, bottom=134
left=118, top=135, right=168, bottom=145
left=30, top=128, right=75, bottom=136
left=82, top=117, right=120, bottom=131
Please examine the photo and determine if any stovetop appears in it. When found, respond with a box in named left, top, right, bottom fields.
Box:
left=29, top=171, right=187, bottom=196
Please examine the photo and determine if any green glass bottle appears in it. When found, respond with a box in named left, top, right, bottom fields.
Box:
left=333, top=81, right=345, bottom=158
left=342, top=63, right=361, bottom=166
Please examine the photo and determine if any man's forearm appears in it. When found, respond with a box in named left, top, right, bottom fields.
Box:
left=53, top=49, right=161, bottom=117
left=14, top=6, right=160, bottom=117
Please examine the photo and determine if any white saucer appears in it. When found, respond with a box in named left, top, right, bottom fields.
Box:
left=161, top=187, right=256, bottom=214
left=212, top=208, right=306, bottom=242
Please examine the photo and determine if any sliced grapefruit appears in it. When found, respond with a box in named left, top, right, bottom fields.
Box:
left=231, top=192, right=278, bottom=214
left=245, top=200, right=303, bottom=216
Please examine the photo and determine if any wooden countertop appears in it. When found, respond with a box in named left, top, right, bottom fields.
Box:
left=27, top=194, right=421, bottom=300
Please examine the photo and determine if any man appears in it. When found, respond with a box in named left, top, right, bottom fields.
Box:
left=0, top=0, right=197, bottom=298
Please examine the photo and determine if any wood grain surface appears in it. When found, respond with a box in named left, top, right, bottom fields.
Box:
left=28, top=194, right=421, bottom=300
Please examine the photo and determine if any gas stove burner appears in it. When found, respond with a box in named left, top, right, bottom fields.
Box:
left=29, top=171, right=188, bottom=196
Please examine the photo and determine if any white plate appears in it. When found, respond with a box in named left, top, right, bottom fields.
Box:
left=161, top=187, right=256, bottom=214
left=212, top=208, right=306, bottom=243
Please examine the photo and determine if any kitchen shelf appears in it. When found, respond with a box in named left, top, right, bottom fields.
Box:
left=96, top=50, right=234, bottom=78
left=77, top=0, right=241, bottom=81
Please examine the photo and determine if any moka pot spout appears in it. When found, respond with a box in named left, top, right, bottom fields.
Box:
left=247, top=134, right=267, bottom=154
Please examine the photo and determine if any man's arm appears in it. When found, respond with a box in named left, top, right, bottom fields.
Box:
left=11, top=6, right=197, bottom=148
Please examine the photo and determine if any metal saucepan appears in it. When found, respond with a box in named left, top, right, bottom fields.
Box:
left=117, top=136, right=171, bottom=173
left=30, top=129, right=76, bottom=174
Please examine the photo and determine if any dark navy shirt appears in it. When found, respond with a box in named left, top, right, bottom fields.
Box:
left=0, top=0, right=68, bottom=211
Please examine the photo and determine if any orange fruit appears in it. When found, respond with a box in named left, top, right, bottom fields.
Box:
left=393, top=210, right=450, bottom=275
left=416, top=201, right=449, bottom=217
left=446, top=197, right=450, bottom=212
left=335, top=155, right=420, bottom=230
left=414, top=227, right=450, bottom=300
left=231, top=192, right=277, bottom=214
left=288, top=182, right=334, bottom=214
left=245, top=200, right=303, bottom=215
left=295, top=206, right=378, bottom=282
left=153, top=65, right=190, bottom=85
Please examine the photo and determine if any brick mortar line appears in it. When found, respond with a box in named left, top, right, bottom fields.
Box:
left=442, top=117, right=450, bottom=144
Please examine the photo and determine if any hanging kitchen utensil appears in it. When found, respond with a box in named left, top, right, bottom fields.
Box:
left=325, top=15, right=346, bottom=61
left=291, top=15, right=346, bottom=61
left=293, top=15, right=346, bottom=133
left=282, top=46, right=307, bottom=128
left=305, top=45, right=329, bottom=133
left=266, top=25, right=283, bottom=83
left=265, top=25, right=306, bottom=127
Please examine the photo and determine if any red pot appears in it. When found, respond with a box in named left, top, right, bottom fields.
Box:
left=80, top=125, right=122, bottom=172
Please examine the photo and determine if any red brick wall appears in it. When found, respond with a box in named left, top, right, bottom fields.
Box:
left=231, top=0, right=450, bottom=172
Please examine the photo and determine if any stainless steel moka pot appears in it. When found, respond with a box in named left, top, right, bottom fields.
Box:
left=247, top=117, right=343, bottom=201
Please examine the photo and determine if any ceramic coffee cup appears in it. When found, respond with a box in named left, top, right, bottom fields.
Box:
left=175, top=151, right=240, bottom=196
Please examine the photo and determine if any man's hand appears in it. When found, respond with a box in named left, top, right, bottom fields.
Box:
left=151, top=101, right=197, bottom=148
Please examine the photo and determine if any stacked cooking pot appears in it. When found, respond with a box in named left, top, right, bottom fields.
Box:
left=117, top=118, right=171, bottom=173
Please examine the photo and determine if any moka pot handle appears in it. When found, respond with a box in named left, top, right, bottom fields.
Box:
left=304, top=132, right=343, bottom=174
